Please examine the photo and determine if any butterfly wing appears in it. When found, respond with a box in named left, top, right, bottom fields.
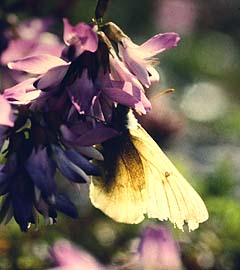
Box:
left=90, top=134, right=147, bottom=224
left=130, top=125, right=208, bottom=231
left=90, top=124, right=208, bottom=230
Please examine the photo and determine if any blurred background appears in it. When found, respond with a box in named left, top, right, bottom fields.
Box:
left=0, top=0, right=240, bottom=269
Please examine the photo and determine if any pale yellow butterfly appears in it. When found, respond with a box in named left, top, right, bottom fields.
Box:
left=90, top=107, right=208, bottom=231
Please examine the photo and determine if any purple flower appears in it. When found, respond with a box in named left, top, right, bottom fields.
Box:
left=0, top=95, right=14, bottom=127
left=138, top=225, right=182, bottom=270
left=62, top=18, right=98, bottom=59
left=0, top=115, right=102, bottom=231
left=118, top=31, right=180, bottom=88
left=102, top=22, right=180, bottom=88
left=7, top=19, right=151, bottom=117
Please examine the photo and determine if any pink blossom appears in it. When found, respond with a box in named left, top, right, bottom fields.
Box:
left=118, top=32, right=180, bottom=87
left=0, top=18, right=64, bottom=65
left=138, top=225, right=182, bottom=270
left=50, top=240, right=104, bottom=270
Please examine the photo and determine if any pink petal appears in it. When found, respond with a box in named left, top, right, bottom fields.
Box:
left=0, top=39, right=35, bottom=65
left=110, top=50, right=144, bottom=90
left=103, top=82, right=146, bottom=114
left=37, top=65, right=69, bottom=89
left=52, top=240, right=104, bottom=270
left=8, top=54, right=68, bottom=74
left=103, top=81, right=151, bottom=114
left=74, top=23, right=98, bottom=53
left=3, top=78, right=41, bottom=104
left=63, top=18, right=98, bottom=53
left=119, top=45, right=150, bottom=87
left=139, top=32, right=180, bottom=58
left=139, top=226, right=182, bottom=270
left=0, top=95, right=14, bottom=127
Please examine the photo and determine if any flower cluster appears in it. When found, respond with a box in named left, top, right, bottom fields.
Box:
left=0, top=17, right=179, bottom=231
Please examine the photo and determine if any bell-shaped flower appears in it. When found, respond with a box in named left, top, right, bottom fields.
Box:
left=118, top=31, right=180, bottom=87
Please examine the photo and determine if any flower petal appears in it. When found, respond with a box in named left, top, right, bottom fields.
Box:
left=74, top=22, right=98, bottom=53
left=63, top=18, right=98, bottom=53
left=8, top=54, right=68, bottom=74
left=67, top=70, right=98, bottom=114
left=52, top=145, right=90, bottom=183
left=138, top=225, right=182, bottom=270
left=0, top=39, right=35, bottom=65
left=36, top=65, right=69, bottom=89
left=65, top=149, right=101, bottom=176
left=51, top=240, right=104, bottom=269
left=25, top=148, right=56, bottom=197
left=4, top=78, right=41, bottom=104
left=119, top=44, right=151, bottom=87
left=0, top=95, right=14, bottom=127
left=103, top=81, right=151, bottom=114
left=139, top=32, right=180, bottom=58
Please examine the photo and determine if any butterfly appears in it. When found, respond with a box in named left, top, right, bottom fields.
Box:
left=89, top=105, right=208, bottom=231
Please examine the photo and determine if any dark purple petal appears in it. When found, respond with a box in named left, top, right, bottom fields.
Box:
left=0, top=126, right=8, bottom=150
left=12, top=193, right=33, bottom=231
left=68, top=126, right=119, bottom=146
left=36, top=64, right=68, bottom=89
left=65, top=149, right=101, bottom=176
left=52, top=145, right=90, bottom=183
left=25, top=148, right=56, bottom=197
left=0, top=195, right=11, bottom=224
left=11, top=177, right=34, bottom=232
left=54, top=194, right=78, bottom=218
left=67, top=70, right=98, bottom=114
left=0, top=172, right=9, bottom=195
